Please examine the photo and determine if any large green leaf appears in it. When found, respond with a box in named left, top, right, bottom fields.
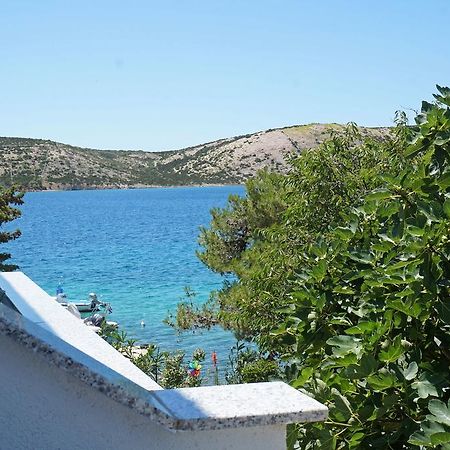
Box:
left=345, top=321, right=378, bottom=335
left=366, top=188, right=393, bottom=201
left=403, top=362, right=418, bottom=381
left=388, top=299, right=423, bottom=318
left=436, top=300, right=450, bottom=324
left=431, top=432, right=450, bottom=446
left=412, top=376, right=440, bottom=399
left=344, top=354, right=378, bottom=379
left=444, top=198, right=450, bottom=219
left=326, top=335, right=362, bottom=357
left=291, top=367, right=314, bottom=387
left=335, top=227, right=355, bottom=240
left=437, top=172, right=450, bottom=189
left=311, top=259, right=327, bottom=281
left=367, top=371, right=397, bottom=390
left=379, top=335, right=405, bottom=362
left=409, top=420, right=446, bottom=446
left=428, top=400, right=450, bottom=427
left=406, top=224, right=425, bottom=236
left=347, top=432, right=365, bottom=449
left=330, top=388, right=352, bottom=422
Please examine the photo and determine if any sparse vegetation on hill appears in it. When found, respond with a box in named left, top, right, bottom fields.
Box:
left=0, top=124, right=391, bottom=190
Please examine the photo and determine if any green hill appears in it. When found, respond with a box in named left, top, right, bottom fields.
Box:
left=0, top=124, right=391, bottom=190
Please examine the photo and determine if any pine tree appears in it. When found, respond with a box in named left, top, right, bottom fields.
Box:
left=0, top=186, right=23, bottom=271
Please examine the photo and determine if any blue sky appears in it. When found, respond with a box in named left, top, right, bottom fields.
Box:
left=1, top=1, right=449, bottom=151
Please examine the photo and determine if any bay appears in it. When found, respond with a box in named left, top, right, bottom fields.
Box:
left=5, top=185, right=245, bottom=377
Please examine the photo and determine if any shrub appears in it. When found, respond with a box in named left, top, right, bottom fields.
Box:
left=225, top=341, right=280, bottom=384
left=274, top=86, right=450, bottom=449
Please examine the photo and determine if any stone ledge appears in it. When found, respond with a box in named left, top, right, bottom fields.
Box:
left=0, top=272, right=328, bottom=432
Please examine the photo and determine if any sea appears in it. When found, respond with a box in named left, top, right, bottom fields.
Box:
left=4, top=185, right=245, bottom=378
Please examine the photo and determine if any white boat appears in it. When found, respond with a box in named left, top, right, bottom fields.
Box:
left=53, top=285, right=117, bottom=330
left=65, top=303, right=118, bottom=333
left=55, top=292, right=112, bottom=314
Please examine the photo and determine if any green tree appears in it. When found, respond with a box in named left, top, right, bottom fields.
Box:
left=273, top=86, right=450, bottom=448
left=198, top=85, right=449, bottom=448
left=197, top=169, right=286, bottom=275
left=0, top=186, right=23, bottom=271
left=198, top=123, right=405, bottom=344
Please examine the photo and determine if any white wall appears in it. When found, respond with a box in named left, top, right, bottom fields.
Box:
left=0, top=333, right=286, bottom=450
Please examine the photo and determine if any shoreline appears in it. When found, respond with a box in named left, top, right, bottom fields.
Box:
left=22, top=182, right=245, bottom=194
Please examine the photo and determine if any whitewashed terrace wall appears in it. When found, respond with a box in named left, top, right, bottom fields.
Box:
left=0, top=272, right=327, bottom=450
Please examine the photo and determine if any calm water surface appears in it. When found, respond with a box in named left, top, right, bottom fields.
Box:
left=6, top=186, right=245, bottom=375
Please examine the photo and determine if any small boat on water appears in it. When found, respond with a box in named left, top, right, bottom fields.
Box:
left=54, top=285, right=117, bottom=332
left=55, top=288, right=111, bottom=314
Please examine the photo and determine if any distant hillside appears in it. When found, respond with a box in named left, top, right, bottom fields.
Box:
left=0, top=124, right=391, bottom=190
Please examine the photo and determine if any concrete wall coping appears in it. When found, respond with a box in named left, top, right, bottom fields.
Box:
left=0, top=271, right=161, bottom=391
left=0, top=272, right=328, bottom=432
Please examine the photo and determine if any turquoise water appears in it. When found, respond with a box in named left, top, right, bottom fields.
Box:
left=5, top=186, right=244, bottom=375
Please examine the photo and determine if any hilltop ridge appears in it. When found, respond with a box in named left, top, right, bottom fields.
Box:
left=0, top=124, right=391, bottom=190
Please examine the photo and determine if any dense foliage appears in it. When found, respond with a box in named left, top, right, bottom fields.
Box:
left=0, top=186, right=23, bottom=271
left=164, top=287, right=220, bottom=330
left=199, top=86, right=450, bottom=448
left=275, top=87, right=450, bottom=448
left=198, top=123, right=405, bottom=343
left=224, top=341, right=280, bottom=384
left=99, top=324, right=207, bottom=388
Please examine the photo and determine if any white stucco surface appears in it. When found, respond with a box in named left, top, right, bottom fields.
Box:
left=0, top=272, right=328, bottom=449
left=0, top=271, right=161, bottom=391
left=0, top=333, right=286, bottom=450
